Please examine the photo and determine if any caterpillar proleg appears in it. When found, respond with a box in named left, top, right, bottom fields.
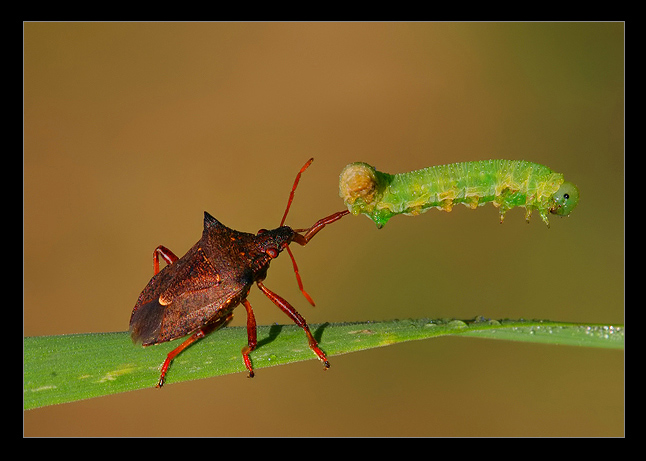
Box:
left=339, top=160, right=579, bottom=228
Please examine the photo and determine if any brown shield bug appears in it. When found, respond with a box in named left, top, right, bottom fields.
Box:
left=129, top=158, right=348, bottom=387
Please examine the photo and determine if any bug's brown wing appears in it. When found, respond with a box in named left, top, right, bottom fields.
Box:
left=157, top=247, right=220, bottom=306
left=129, top=297, right=167, bottom=345
left=152, top=283, right=244, bottom=344
left=130, top=246, right=245, bottom=345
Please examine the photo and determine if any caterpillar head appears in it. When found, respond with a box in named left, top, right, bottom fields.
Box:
left=550, top=181, right=579, bottom=216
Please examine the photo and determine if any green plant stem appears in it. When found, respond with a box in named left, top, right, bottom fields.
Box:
left=24, top=317, right=623, bottom=410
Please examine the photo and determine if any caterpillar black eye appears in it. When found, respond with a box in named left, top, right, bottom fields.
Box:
left=551, top=181, right=580, bottom=217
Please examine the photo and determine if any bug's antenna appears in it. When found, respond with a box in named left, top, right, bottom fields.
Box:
left=280, top=158, right=316, bottom=305
left=280, top=158, right=314, bottom=227
left=285, top=245, right=315, bottom=306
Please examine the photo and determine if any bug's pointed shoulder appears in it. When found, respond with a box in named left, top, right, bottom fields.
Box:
left=203, top=211, right=223, bottom=229
left=202, top=211, right=240, bottom=245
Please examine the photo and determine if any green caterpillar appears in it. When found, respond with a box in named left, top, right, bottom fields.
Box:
left=339, top=160, right=579, bottom=228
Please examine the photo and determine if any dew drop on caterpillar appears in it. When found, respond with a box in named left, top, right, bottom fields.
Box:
left=339, top=160, right=579, bottom=228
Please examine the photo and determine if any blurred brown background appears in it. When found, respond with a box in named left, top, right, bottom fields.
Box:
left=24, top=22, right=623, bottom=436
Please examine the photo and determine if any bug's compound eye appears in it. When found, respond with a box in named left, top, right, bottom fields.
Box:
left=266, top=248, right=279, bottom=258
left=550, top=181, right=580, bottom=216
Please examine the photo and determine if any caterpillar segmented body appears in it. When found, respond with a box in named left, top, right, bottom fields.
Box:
left=339, top=160, right=579, bottom=228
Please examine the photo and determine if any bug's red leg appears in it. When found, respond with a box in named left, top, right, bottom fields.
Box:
left=156, top=313, right=233, bottom=388
left=153, top=245, right=179, bottom=275
left=156, top=330, right=205, bottom=388
left=241, top=299, right=258, bottom=378
left=293, top=210, right=350, bottom=245
left=256, top=281, right=329, bottom=369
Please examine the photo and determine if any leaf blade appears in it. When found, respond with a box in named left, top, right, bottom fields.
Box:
left=24, top=318, right=623, bottom=410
